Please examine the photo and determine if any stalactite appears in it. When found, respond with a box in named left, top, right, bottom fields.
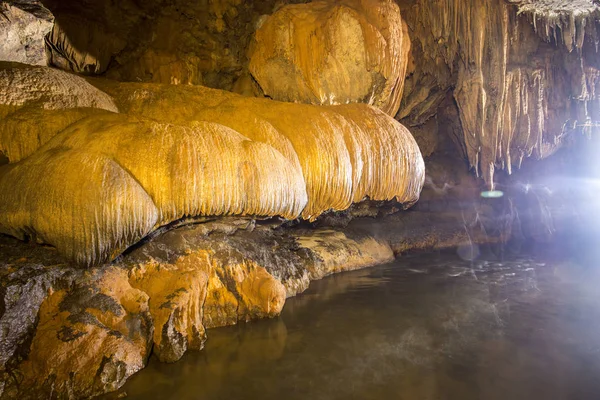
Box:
left=402, top=0, right=600, bottom=189
left=511, top=1, right=600, bottom=52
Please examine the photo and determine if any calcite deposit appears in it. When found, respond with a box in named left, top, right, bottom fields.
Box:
left=0, top=0, right=599, bottom=399
left=0, top=3, right=52, bottom=66
left=0, top=179, right=509, bottom=399
left=248, top=0, right=411, bottom=116
left=400, top=0, right=600, bottom=188
left=0, top=63, right=425, bottom=267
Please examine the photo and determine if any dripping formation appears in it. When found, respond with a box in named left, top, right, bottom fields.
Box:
left=0, top=63, right=425, bottom=267
left=400, top=0, right=600, bottom=188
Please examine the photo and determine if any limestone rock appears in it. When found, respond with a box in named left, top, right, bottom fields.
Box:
left=248, top=0, right=410, bottom=117
left=0, top=265, right=154, bottom=399
left=0, top=3, right=52, bottom=66
left=129, top=258, right=209, bottom=363
left=0, top=63, right=424, bottom=267
left=97, top=80, right=425, bottom=218
left=0, top=61, right=117, bottom=118
left=40, top=0, right=282, bottom=90
left=44, top=14, right=124, bottom=75
left=0, top=159, right=512, bottom=399
left=400, top=0, right=600, bottom=189
left=293, top=230, right=394, bottom=280
left=0, top=107, right=109, bottom=163
left=202, top=256, right=287, bottom=328
left=509, top=0, right=600, bottom=52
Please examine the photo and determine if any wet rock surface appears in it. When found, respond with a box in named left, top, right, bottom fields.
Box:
left=0, top=176, right=507, bottom=399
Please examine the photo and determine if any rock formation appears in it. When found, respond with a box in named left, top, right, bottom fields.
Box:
left=9, top=0, right=598, bottom=191
left=0, top=3, right=52, bottom=66
left=40, top=0, right=286, bottom=89
left=400, top=0, right=600, bottom=188
left=0, top=63, right=425, bottom=267
left=247, top=0, right=410, bottom=116
left=0, top=176, right=507, bottom=398
left=0, top=61, right=118, bottom=163
left=1, top=0, right=597, bottom=398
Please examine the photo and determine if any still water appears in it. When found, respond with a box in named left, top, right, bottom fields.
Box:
left=118, top=245, right=600, bottom=400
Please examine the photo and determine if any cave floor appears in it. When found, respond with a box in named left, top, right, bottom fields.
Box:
left=113, top=244, right=600, bottom=400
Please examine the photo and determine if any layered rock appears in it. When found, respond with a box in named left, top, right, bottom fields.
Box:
left=248, top=0, right=410, bottom=116
left=0, top=63, right=425, bottom=267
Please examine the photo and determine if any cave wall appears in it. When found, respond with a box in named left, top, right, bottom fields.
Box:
left=40, top=0, right=311, bottom=90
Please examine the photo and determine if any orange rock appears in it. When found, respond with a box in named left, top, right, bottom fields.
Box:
left=248, top=0, right=410, bottom=117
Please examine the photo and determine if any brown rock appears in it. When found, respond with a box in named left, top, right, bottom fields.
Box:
left=16, top=268, right=153, bottom=399
left=202, top=256, right=286, bottom=329
left=248, top=0, right=410, bottom=117
left=129, top=257, right=209, bottom=363
left=293, top=230, right=395, bottom=281
left=40, top=0, right=280, bottom=90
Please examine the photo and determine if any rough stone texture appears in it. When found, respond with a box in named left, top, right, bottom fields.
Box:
left=0, top=63, right=424, bottom=267
left=17, top=268, right=153, bottom=399
left=0, top=253, right=154, bottom=400
left=129, top=260, right=208, bottom=363
left=0, top=3, right=52, bottom=66
left=248, top=0, right=410, bottom=116
left=0, top=61, right=117, bottom=116
left=0, top=202, right=508, bottom=399
left=39, top=0, right=301, bottom=90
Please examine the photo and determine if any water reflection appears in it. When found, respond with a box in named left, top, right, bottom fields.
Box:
left=116, top=247, right=600, bottom=400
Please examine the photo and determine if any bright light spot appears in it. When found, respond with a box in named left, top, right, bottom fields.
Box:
left=481, top=190, right=504, bottom=198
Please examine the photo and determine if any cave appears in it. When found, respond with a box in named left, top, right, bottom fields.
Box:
left=1, top=0, right=600, bottom=398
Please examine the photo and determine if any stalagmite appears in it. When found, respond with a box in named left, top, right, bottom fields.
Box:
left=0, top=63, right=425, bottom=267
left=248, top=0, right=410, bottom=117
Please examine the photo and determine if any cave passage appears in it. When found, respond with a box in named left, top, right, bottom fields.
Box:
left=116, top=244, right=600, bottom=400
